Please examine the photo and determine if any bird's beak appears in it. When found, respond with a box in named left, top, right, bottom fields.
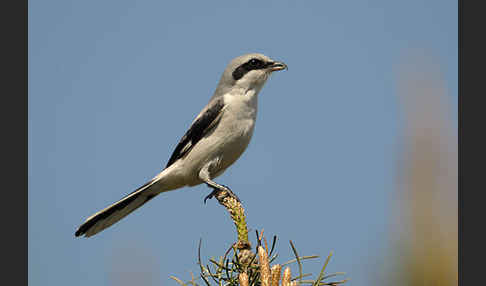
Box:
left=268, top=61, right=288, bottom=72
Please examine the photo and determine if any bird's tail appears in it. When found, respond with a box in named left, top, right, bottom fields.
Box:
left=75, top=177, right=166, bottom=238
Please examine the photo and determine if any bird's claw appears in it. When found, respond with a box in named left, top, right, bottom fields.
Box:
left=203, top=185, right=241, bottom=204
left=222, top=185, right=241, bottom=203
left=204, top=189, right=218, bottom=204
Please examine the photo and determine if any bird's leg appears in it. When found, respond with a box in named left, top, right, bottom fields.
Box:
left=199, top=165, right=241, bottom=204
left=203, top=181, right=241, bottom=204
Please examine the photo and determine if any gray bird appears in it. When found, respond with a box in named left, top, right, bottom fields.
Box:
left=75, top=53, right=287, bottom=237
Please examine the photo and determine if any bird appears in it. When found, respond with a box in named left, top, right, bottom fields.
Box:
left=75, top=53, right=287, bottom=238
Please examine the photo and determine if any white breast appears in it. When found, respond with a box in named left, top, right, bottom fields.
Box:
left=207, top=91, right=258, bottom=175
left=172, top=90, right=260, bottom=185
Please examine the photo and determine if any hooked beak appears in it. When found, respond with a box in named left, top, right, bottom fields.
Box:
left=268, top=61, right=288, bottom=72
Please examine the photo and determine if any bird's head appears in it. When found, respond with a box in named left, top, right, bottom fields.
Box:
left=215, top=53, right=287, bottom=96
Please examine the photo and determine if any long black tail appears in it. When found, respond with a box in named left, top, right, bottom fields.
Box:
left=75, top=179, right=160, bottom=238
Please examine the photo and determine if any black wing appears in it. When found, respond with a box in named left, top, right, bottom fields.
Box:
left=165, top=98, right=224, bottom=168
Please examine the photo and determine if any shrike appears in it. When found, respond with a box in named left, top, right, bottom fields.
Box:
left=75, top=53, right=287, bottom=237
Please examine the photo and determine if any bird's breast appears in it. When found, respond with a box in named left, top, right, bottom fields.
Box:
left=222, top=91, right=258, bottom=137
left=208, top=93, right=258, bottom=172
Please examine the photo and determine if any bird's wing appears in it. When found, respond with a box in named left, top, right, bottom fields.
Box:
left=165, top=98, right=225, bottom=168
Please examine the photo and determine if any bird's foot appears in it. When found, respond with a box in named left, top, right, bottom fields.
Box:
left=204, top=184, right=241, bottom=204
left=222, top=185, right=241, bottom=203
left=204, top=188, right=218, bottom=204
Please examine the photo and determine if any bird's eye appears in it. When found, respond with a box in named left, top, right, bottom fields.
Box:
left=248, top=58, right=264, bottom=69
left=232, top=58, right=267, bottom=80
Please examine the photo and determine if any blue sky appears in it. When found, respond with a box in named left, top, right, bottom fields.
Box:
left=29, top=1, right=457, bottom=285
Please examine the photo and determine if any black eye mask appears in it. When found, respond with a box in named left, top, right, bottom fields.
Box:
left=232, top=58, right=272, bottom=81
